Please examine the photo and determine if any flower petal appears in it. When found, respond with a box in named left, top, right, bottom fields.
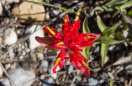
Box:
left=79, top=33, right=100, bottom=47
left=43, top=25, right=63, bottom=40
left=51, top=41, right=65, bottom=50
left=52, top=50, right=66, bottom=73
left=69, top=53, right=90, bottom=76
left=35, top=36, right=55, bottom=49
left=64, top=14, right=70, bottom=23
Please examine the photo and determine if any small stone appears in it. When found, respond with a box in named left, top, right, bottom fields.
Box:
left=40, top=74, right=45, bottom=80
left=88, top=78, right=98, bottom=85
left=19, top=56, right=24, bottom=60
left=5, top=64, right=10, bottom=70
left=30, top=52, right=37, bottom=61
left=9, top=49, right=15, bottom=59
left=76, top=76, right=82, bottom=82
left=12, top=0, right=49, bottom=24
left=68, top=65, right=74, bottom=74
left=22, top=51, right=26, bottom=56
left=0, top=66, right=3, bottom=77
left=0, top=37, right=2, bottom=44
left=2, top=68, right=35, bottom=86
left=25, top=48, right=30, bottom=53
left=40, top=60, right=49, bottom=72
left=4, top=28, right=17, bottom=45
left=42, top=77, right=54, bottom=86
left=10, top=63, right=16, bottom=69
left=123, top=29, right=128, bottom=37
left=36, top=53, right=44, bottom=59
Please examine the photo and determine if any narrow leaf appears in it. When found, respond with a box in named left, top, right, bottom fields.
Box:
left=121, top=0, right=132, bottom=8
left=109, top=79, right=114, bottom=86
left=103, top=22, right=121, bottom=36
left=80, top=47, right=90, bottom=60
left=101, top=43, right=109, bottom=67
left=85, top=47, right=90, bottom=59
left=94, top=7, right=104, bottom=12
left=112, top=10, right=120, bottom=18
left=122, top=12, right=132, bottom=24
left=116, top=31, right=131, bottom=45
left=83, top=17, right=90, bottom=33
left=101, top=36, right=120, bottom=45
left=97, top=15, right=107, bottom=32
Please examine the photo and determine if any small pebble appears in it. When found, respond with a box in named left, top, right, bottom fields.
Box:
left=4, top=28, right=17, bottom=45
left=40, top=60, right=49, bottom=72
left=9, top=49, right=15, bottom=59
left=42, top=77, right=54, bottom=86
left=88, top=78, right=98, bottom=85
left=0, top=66, right=3, bottom=77
left=0, top=37, right=2, bottom=44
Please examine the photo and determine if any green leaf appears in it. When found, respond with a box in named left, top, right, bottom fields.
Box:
left=85, top=47, right=90, bottom=59
left=116, top=31, right=131, bottom=45
left=94, top=6, right=104, bottom=12
left=109, top=79, right=114, bottom=86
left=83, top=17, right=90, bottom=33
left=80, top=47, right=90, bottom=60
left=101, top=36, right=120, bottom=45
left=112, top=10, right=120, bottom=18
left=101, top=43, right=109, bottom=67
left=102, top=22, right=121, bottom=36
left=96, top=15, right=107, bottom=32
left=121, top=0, right=132, bottom=8
left=128, top=10, right=132, bottom=17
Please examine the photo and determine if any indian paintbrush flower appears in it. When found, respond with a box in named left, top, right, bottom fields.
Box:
left=35, top=15, right=100, bottom=76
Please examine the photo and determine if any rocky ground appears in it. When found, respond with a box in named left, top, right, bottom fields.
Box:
left=0, top=0, right=132, bottom=86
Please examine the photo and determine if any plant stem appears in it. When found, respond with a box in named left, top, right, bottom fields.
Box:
left=38, top=0, right=77, bottom=14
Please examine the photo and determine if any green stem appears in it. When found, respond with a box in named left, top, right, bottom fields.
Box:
left=38, top=0, right=77, bottom=14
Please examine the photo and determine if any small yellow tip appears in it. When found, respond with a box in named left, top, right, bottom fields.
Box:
left=47, top=27, right=55, bottom=35
left=54, top=58, right=61, bottom=67
left=82, top=61, right=92, bottom=70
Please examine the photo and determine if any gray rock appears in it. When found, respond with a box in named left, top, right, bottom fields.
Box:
left=88, top=78, right=98, bottom=86
left=40, top=60, right=49, bottom=72
left=42, top=77, right=54, bottom=86
left=2, top=68, right=35, bottom=86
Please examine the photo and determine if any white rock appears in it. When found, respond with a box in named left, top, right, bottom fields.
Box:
left=4, top=28, right=17, bottom=45
left=0, top=66, right=3, bottom=77
left=27, top=25, right=44, bottom=49
left=42, top=77, right=54, bottom=86
left=40, top=60, right=49, bottom=72
left=2, top=68, right=35, bottom=86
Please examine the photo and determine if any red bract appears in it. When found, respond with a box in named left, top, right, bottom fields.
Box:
left=35, top=15, right=100, bottom=76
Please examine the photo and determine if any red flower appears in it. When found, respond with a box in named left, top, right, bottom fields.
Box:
left=35, top=15, right=100, bottom=76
